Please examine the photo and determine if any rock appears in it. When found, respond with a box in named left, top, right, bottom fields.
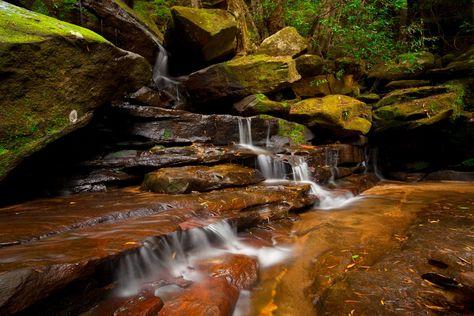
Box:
left=294, top=54, right=326, bottom=77
left=260, top=115, right=314, bottom=146
left=0, top=2, right=151, bottom=181
left=83, top=144, right=257, bottom=170
left=196, top=254, right=258, bottom=290
left=385, top=80, right=431, bottom=90
left=424, top=170, right=474, bottom=181
left=67, top=169, right=138, bottom=193
left=335, top=57, right=367, bottom=79
left=158, top=277, right=239, bottom=316
left=256, top=26, right=308, bottom=57
left=388, top=172, right=426, bottom=182
left=373, top=91, right=462, bottom=131
left=165, top=6, right=237, bottom=68
left=368, top=51, right=436, bottom=81
left=141, top=164, right=265, bottom=194
left=428, top=46, right=474, bottom=77
left=114, top=291, right=164, bottom=316
left=233, top=94, right=291, bottom=116
left=111, top=103, right=310, bottom=146
left=289, top=95, right=372, bottom=135
left=226, top=0, right=261, bottom=53
left=292, top=74, right=359, bottom=98
left=128, top=86, right=175, bottom=108
left=184, top=54, right=301, bottom=104
left=81, top=0, right=164, bottom=64
left=0, top=183, right=314, bottom=314
left=374, top=86, right=449, bottom=108
left=357, top=93, right=380, bottom=104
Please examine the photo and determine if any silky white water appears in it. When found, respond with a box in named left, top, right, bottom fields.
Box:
left=238, top=118, right=359, bottom=209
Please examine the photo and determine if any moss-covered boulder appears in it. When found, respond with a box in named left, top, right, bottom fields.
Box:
left=374, top=86, right=449, bottom=109
left=292, top=74, right=359, bottom=98
left=368, top=51, right=435, bottom=81
left=428, top=46, right=474, bottom=77
left=259, top=115, right=314, bottom=146
left=142, top=164, right=264, bottom=194
left=0, top=2, right=151, bottom=181
left=12, top=0, right=164, bottom=64
left=373, top=91, right=463, bottom=131
left=256, top=26, right=308, bottom=58
left=289, top=95, right=372, bottom=135
left=385, top=79, right=430, bottom=90
left=165, top=5, right=237, bottom=71
left=233, top=94, right=292, bottom=116
left=294, top=54, right=325, bottom=78
left=184, top=54, right=301, bottom=104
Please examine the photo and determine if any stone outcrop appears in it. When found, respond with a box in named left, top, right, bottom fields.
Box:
left=141, top=164, right=264, bottom=194
left=256, top=26, right=308, bottom=57
left=292, top=74, right=359, bottom=98
left=184, top=54, right=301, bottom=104
left=289, top=95, right=372, bottom=135
left=0, top=2, right=151, bottom=181
left=233, top=94, right=292, bottom=116
left=369, top=51, right=435, bottom=81
left=294, top=54, right=326, bottom=77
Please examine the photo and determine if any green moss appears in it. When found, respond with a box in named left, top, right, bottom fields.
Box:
left=277, top=119, right=307, bottom=145
left=172, top=6, right=235, bottom=36
left=0, top=1, right=107, bottom=44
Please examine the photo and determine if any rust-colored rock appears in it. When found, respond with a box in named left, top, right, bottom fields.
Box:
left=142, top=164, right=264, bottom=194
left=159, top=277, right=239, bottom=316
left=115, top=291, right=164, bottom=316
left=196, top=254, right=259, bottom=290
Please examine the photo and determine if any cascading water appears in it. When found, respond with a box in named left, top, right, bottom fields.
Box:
left=152, top=44, right=181, bottom=104
left=325, top=148, right=340, bottom=185
left=238, top=118, right=359, bottom=209
left=116, top=220, right=292, bottom=297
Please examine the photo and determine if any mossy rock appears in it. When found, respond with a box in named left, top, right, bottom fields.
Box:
left=289, top=95, right=372, bottom=135
left=368, top=51, right=435, bottom=81
left=184, top=54, right=301, bottom=104
left=294, top=54, right=325, bottom=78
left=258, top=115, right=313, bottom=146
left=292, top=74, right=360, bottom=98
left=385, top=79, right=431, bottom=90
left=373, top=90, right=464, bottom=131
left=233, top=94, right=292, bottom=116
left=357, top=93, right=380, bottom=104
left=0, top=2, right=151, bottom=181
left=375, top=86, right=449, bottom=109
left=428, top=46, right=474, bottom=77
left=256, top=26, right=308, bottom=58
left=166, top=6, right=237, bottom=63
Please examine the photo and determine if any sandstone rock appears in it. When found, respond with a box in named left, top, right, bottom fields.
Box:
left=294, top=54, right=326, bottom=77
left=375, top=86, right=449, bottom=108
left=165, top=6, right=237, bottom=65
left=292, top=74, right=359, bottom=98
left=111, top=103, right=310, bottom=146
left=428, top=46, right=474, bottom=77
left=226, top=0, right=261, bottom=53
left=158, top=277, right=239, bottom=316
left=128, top=86, right=175, bottom=108
left=184, top=54, right=301, bottom=104
left=114, top=291, right=164, bottom=316
left=0, top=2, right=151, bottom=181
left=233, top=94, right=291, bottom=116
left=196, top=254, right=259, bottom=290
left=385, top=80, right=431, bottom=90
left=373, top=91, right=463, bottom=131
left=368, top=51, right=435, bottom=81
left=357, top=93, right=380, bottom=104
left=424, top=170, right=474, bottom=181
left=289, top=95, right=372, bottom=135
left=82, top=0, right=164, bottom=64
left=141, top=164, right=264, bottom=194
left=256, top=26, right=308, bottom=57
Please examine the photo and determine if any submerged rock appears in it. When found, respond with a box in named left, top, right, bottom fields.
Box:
left=369, top=51, right=435, bottom=81
left=165, top=6, right=237, bottom=68
left=184, top=54, right=301, bottom=104
left=256, top=26, right=308, bottom=57
left=141, top=164, right=264, bottom=194
left=0, top=2, right=151, bottom=181
left=289, top=95, right=372, bottom=135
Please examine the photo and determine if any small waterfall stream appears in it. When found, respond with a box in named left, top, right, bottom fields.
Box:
left=152, top=44, right=182, bottom=104
left=238, top=118, right=359, bottom=209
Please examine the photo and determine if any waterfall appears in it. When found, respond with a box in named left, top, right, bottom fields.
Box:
left=152, top=44, right=182, bottom=104
left=116, top=221, right=291, bottom=297
left=238, top=119, right=359, bottom=209
left=325, top=148, right=340, bottom=185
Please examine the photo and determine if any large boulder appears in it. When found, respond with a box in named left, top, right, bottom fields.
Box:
left=183, top=54, right=301, bottom=104
left=294, top=54, right=326, bottom=77
left=289, top=95, right=372, bottom=135
left=368, top=51, right=435, bottom=81
left=256, top=26, right=308, bottom=57
left=292, top=74, right=360, bottom=98
left=374, top=86, right=450, bottom=109
left=141, top=164, right=265, bottom=194
left=165, top=6, right=237, bottom=72
left=0, top=2, right=151, bottom=181
left=233, top=94, right=292, bottom=116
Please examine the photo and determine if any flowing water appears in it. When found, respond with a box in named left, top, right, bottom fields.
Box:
left=152, top=44, right=182, bottom=104
left=238, top=117, right=358, bottom=209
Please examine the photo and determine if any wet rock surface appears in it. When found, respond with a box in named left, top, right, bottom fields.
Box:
left=141, top=164, right=265, bottom=194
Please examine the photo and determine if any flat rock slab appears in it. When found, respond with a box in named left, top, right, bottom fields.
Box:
left=142, top=164, right=265, bottom=194
left=0, top=184, right=314, bottom=314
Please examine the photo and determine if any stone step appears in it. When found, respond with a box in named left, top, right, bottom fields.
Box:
left=0, top=184, right=314, bottom=314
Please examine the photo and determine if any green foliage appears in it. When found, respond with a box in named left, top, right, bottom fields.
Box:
left=283, top=0, right=319, bottom=36
left=133, top=0, right=179, bottom=31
